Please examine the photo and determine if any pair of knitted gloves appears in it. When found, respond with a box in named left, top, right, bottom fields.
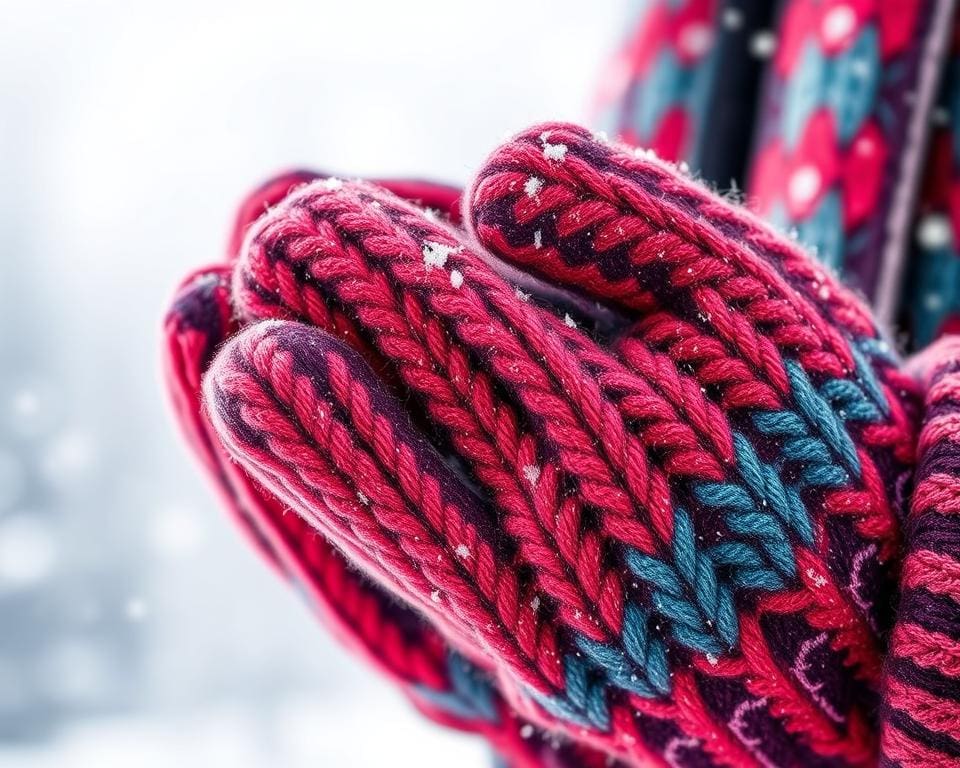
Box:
left=163, top=123, right=959, bottom=767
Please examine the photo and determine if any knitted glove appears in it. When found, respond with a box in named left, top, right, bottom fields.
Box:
left=186, top=123, right=919, bottom=767
left=879, top=335, right=960, bottom=766
left=593, top=0, right=954, bottom=338
left=164, top=172, right=612, bottom=768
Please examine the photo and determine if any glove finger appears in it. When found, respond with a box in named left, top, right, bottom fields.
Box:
left=171, top=177, right=624, bottom=767
left=163, top=266, right=282, bottom=567
left=163, top=268, right=572, bottom=761
left=228, top=169, right=624, bottom=344
left=207, top=318, right=725, bottom=766
left=468, top=119, right=917, bottom=610
left=226, top=170, right=463, bottom=262
left=202, top=322, right=557, bottom=706
left=163, top=267, right=461, bottom=669
left=234, top=179, right=854, bottom=765
left=467, top=122, right=885, bottom=353
left=466, top=124, right=916, bottom=756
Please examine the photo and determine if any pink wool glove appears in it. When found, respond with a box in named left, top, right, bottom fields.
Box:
left=164, top=172, right=610, bottom=768
left=168, top=124, right=920, bottom=767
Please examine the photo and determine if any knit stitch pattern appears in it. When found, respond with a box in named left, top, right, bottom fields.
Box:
left=592, top=0, right=718, bottom=163
left=182, top=123, right=923, bottom=767
left=162, top=174, right=615, bottom=768
left=879, top=336, right=960, bottom=767
left=748, top=0, right=940, bottom=307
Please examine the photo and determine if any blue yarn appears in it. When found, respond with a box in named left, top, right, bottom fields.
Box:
left=797, top=190, right=844, bottom=269
left=625, top=509, right=738, bottom=657
left=783, top=41, right=827, bottom=150
left=526, top=656, right=611, bottom=730
left=819, top=377, right=884, bottom=423
left=851, top=341, right=891, bottom=416
left=710, top=542, right=786, bottom=591
left=447, top=652, right=499, bottom=722
left=824, top=26, right=880, bottom=143
left=531, top=333, right=898, bottom=728
left=696, top=432, right=812, bottom=561
left=784, top=361, right=861, bottom=474
left=632, top=49, right=690, bottom=142
left=413, top=653, right=499, bottom=724
left=576, top=604, right=671, bottom=698
left=724, top=509, right=797, bottom=578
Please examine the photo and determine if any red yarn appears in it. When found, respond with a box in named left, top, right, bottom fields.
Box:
left=163, top=184, right=584, bottom=768
left=166, top=124, right=927, bottom=767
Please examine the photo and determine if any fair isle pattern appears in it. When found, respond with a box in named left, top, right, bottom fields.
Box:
left=592, top=0, right=718, bottom=163
left=902, top=21, right=960, bottom=349
left=192, top=122, right=921, bottom=765
left=880, top=338, right=960, bottom=767
left=466, top=122, right=919, bottom=761
left=161, top=182, right=615, bottom=768
left=747, top=0, right=939, bottom=304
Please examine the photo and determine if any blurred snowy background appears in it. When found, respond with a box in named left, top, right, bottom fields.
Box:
left=0, top=1, right=622, bottom=765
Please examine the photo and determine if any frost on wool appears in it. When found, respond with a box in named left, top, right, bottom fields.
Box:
left=540, top=131, right=568, bottom=162
left=524, top=176, right=544, bottom=198
left=422, top=240, right=461, bottom=270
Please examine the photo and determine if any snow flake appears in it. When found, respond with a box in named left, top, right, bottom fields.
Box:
left=540, top=131, right=568, bottom=162
left=522, top=465, right=541, bottom=486
left=450, top=269, right=464, bottom=289
left=821, top=5, right=856, bottom=46
left=533, top=229, right=542, bottom=249
left=749, top=30, right=776, bottom=59
left=806, top=568, right=828, bottom=588
left=524, top=176, right=544, bottom=197
left=788, top=165, right=822, bottom=208
left=563, top=313, right=577, bottom=329
left=722, top=8, right=744, bottom=29
left=679, top=22, right=712, bottom=58
left=455, top=544, right=471, bottom=559
left=422, top=240, right=461, bottom=270
left=356, top=491, right=370, bottom=506
left=917, top=214, right=952, bottom=250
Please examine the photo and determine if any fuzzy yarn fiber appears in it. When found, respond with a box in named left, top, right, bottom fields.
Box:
left=160, top=122, right=953, bottom=768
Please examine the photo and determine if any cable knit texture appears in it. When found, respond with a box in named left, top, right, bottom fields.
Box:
left=160, top=122, right=936, bottom=767
left=163, top=173, right=610, bottom=768
left=879, top=337, right=960, bottom=767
